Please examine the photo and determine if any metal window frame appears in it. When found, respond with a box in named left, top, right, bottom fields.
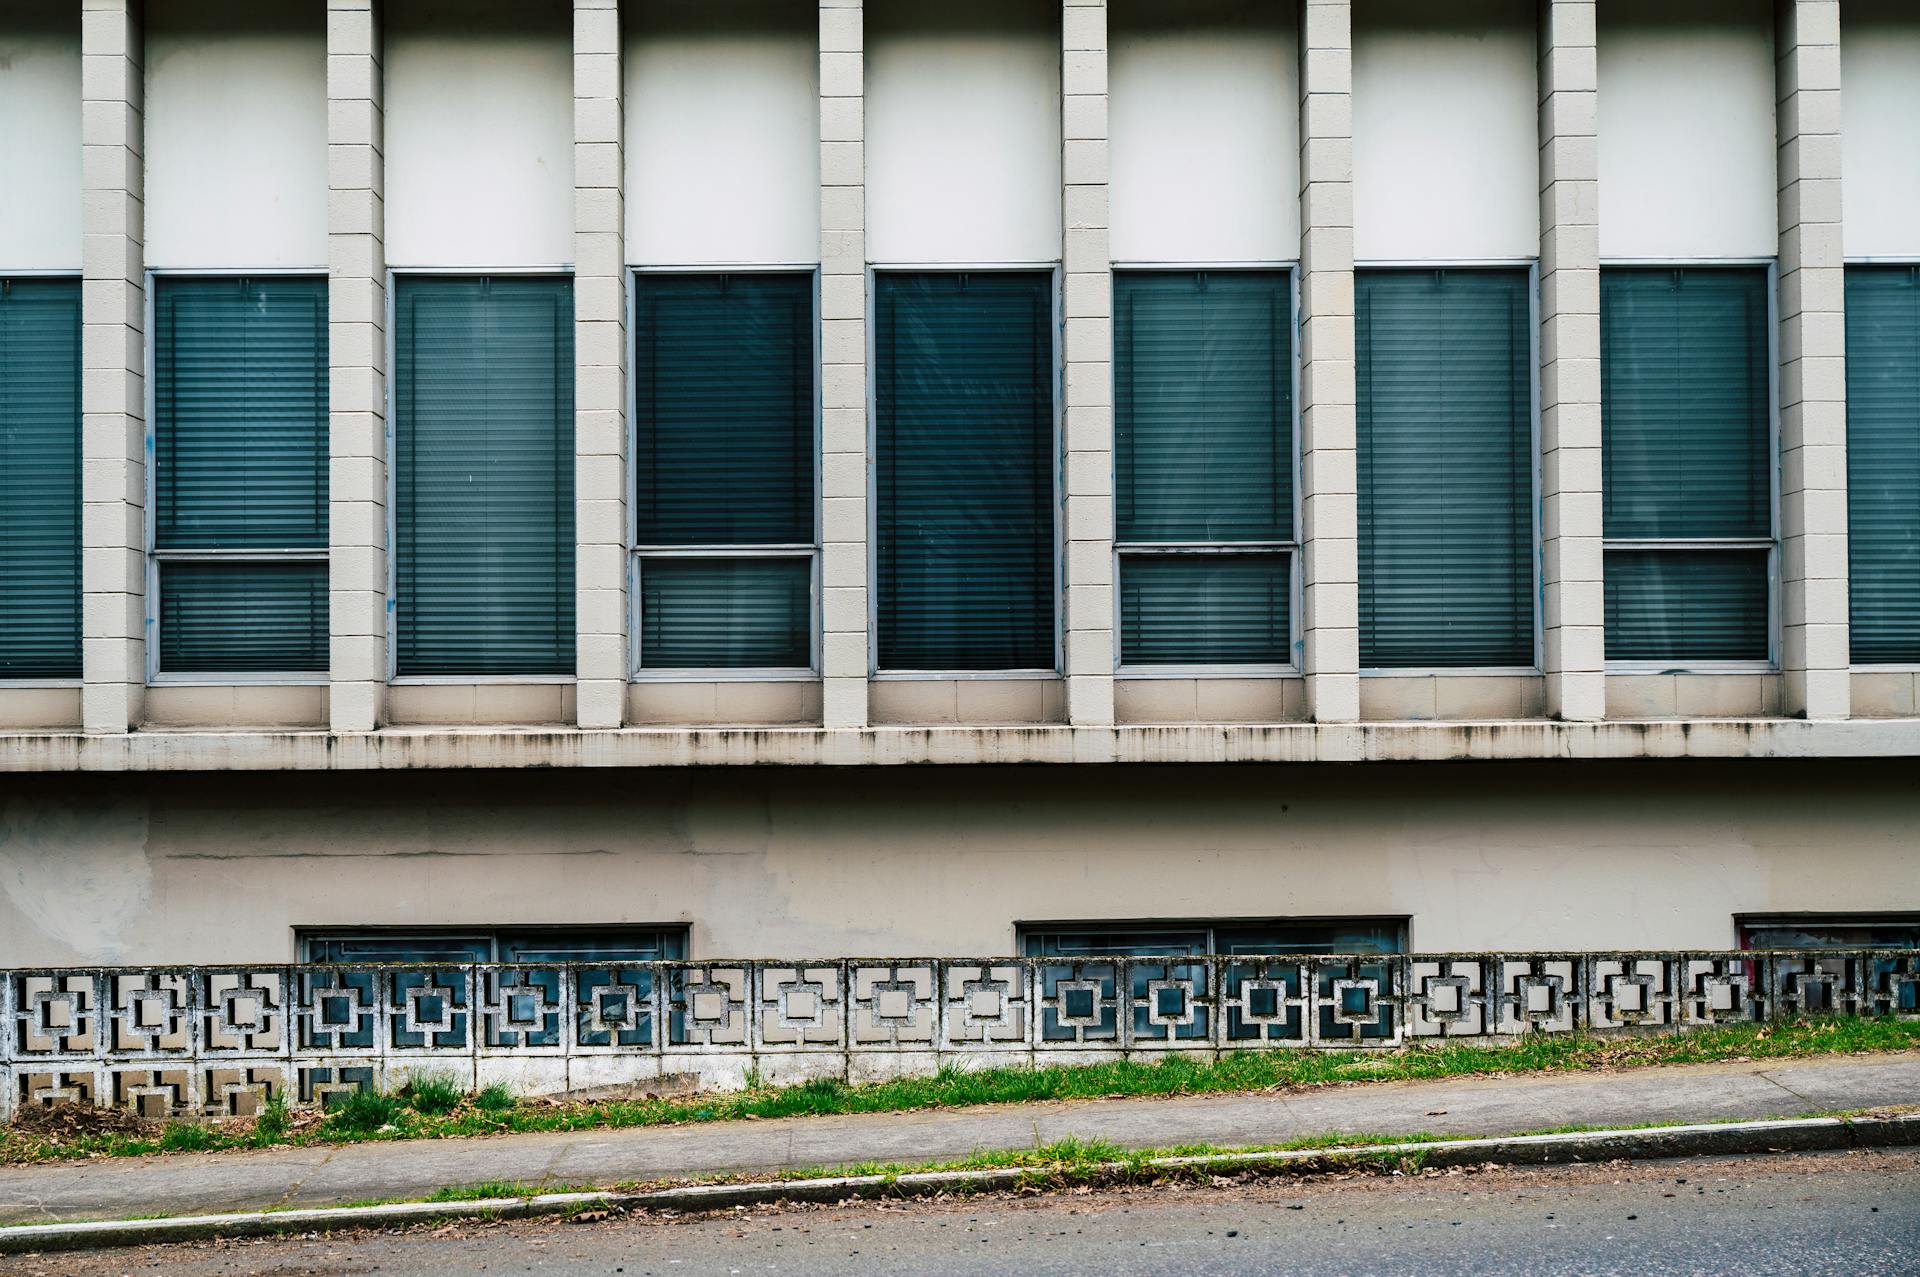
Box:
left=1108, top=262, right=1305, bottom=680
left=0, top=269, right=86, bottom=689
left=1841, top=256, right=1920, bottom=671
left=1014, top=915, right=1414, bottom=956
left=866, top=261, right=1066, bottom=681
left=1597, top=258, right=1781, bottom=675
left=296, top=923, right=694, bottom=964
left=384, top=266, right=582, bottom=686
left=143, top=268, right=332, bottom=687
left=626, top=265, right=823, bottom=681
left=1351, top=258, right=1546, bottom=678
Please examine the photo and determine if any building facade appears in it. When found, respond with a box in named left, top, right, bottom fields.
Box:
left=1, top=0, right=1918, bottom=969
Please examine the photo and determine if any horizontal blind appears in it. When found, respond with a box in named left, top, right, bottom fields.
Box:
left=634, top=272, right=814, bottom=545
left=875, top=272, right=1055, bottom=671
left=1115, top=270, right=1291, bottom=542
left=0, top=278, right=82, bottom=679
left=639, top=557, right=811, bottom=670
left=1119, top=554, right=1289, bottom=665
left=1357, top=268, right=1533, bottom=668
left=1602, top=268, right=1770, bottom=539
left=1604, top=548, right=1769, bottom=662
left=395, top=276, right=575, bottom=676
left=153, top=277, right=329, bottom=549
left=1846, top=265, right=1920, bottom=664
left=158, top=562, right=327, bottom=673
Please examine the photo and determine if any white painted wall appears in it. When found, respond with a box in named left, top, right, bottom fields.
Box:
left=1109, top=0, right=1298, bottom=264
left=143, top=0, right=327, bottom=270
left=1353, top=0, right=1537, bottom=262
left=0, top=2, right=81, bottom=270
left=625, top=1, right=819, bottom=266
left=1842, top=2, right=1920, bottom=259
left=384, top=0, right=574, bottom=268
left=1598, top=0, right=1777, bottom=260
left=866, top=0, right=1061, bottom=264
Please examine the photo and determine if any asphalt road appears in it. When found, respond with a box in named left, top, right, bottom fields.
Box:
left=18, top=1148, right=1920, bottom=1277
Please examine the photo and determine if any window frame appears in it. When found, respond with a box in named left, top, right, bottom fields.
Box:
left=1017, top=916, right=1411, bottom=956
left=866, top=261, right=1064, bottom=681
left=625, top=264, right=822, bottom=681
left=1109, top=261, right=1304, bottom=679
left=383, top=265, right=579, bottom=686
left=1352, top=257, right=1544, bottom=678
left=144, top=267, right=331, bottom=686
left=0, top=269, right=84, bottom=689
left=1599, top=257, right=1781, bottom=675
left=1842, top=254, right=1920, bottom=672
left=1734, top=912, right=1920, bottom=950
left=297, top=925, right=692, bottom=964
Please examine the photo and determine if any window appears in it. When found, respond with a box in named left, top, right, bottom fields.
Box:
left=1846, top=264, right=1920, bottom=664
left=301, top=927, right=689, bottom=964
left=394, top=276, right=574, bottom=676
left=151, top=277, right=328, bottom=675
left=874, top=271, right=1055, bottom=671
left=0, top=277, right=81, bottom=679
left=1357, top=268, right=1534, bottom=668
left=1601, top=267, right=1772, bottom=663
left=633, top=272, right=815, bottom=671
left=1738, top=915, right=1919, bottom=1013
left=1020, top=919, right=1407, bottom=958
left=1114, top=270, right=1293, bottom=667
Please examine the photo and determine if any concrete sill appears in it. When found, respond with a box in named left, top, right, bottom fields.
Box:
left=2, top=717, right=1918, bottom=771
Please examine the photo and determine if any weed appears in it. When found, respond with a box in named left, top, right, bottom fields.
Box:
left=398, top=1073, right=464, bottom=1117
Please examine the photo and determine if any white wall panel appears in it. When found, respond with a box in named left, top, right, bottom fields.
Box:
left=1353, top=0, right=1537, bottom=262
left=1110, top=0, right=1298, bottom=263
left=143, top=0, right=326, bottom=270
left=384, top=0, right=573, bottom=268
left=867, top=0, right=1060, bottom=264
left=0, top=2, right=81, bottom=270
left=1842, top=2, right=1920, bottom=260
left=625, top=1, right=819, bottom=266
left=1598, top=0, right=1777, bottom=260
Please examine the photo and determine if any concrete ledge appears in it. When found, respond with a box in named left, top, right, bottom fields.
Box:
left=4, top=1114, right=1914, bottom=1255
left=2, top=717, right=1920, bottom=772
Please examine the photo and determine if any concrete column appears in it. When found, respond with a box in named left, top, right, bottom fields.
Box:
left=819, top=0, right=869, bottom=728
left=1061, top=0, right=1115, bottom=725
left=80, top=0, right=145, bottom=735
left=326, top=0, right=389, bottom=733
left=1297, top=0, right=1359, bottom=723
left=1537, top=0, right=1605, bottom=721
left=574, top=0, right=627, bottom=729
left=1775, top=0, right=1849, bottom=719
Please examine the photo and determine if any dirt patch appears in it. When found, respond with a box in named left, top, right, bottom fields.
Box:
left=7, top=1104, right=155, bottom=1142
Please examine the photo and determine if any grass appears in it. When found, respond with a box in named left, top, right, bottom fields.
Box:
left=2, top=1014, right=1915, bottom=1166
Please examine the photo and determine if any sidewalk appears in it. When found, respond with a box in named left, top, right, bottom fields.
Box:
left=2, top=1052, right=1915, bottom=1227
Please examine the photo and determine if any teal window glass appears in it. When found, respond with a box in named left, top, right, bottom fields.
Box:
left=634, top=272, right=813, bottom=545
left=875, top=272, right=1055, bottom=671
left=639, top=557, right=810, bottom=670
left=1357, top=268, right=1533, bottom=668
left=633, top=272, right=815, bottom=670
left=0, top=277, right=81, bottom=679
left=394, top=276, right=574, bottom=676
left=152, top=276, right=328, bottom=672
left=1601, top=267, right=1772, bottom=663
left=1119, top=554, right=1289, bottom=665
left=158, top=561, right=328, bottom=673
left=1115, top=270, right=1292, bottom=666
left=1846, top=265, right=1920, bottom=664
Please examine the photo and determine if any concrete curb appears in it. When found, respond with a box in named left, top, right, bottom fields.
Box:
left=3, top=1113, right=1915, bottom=1256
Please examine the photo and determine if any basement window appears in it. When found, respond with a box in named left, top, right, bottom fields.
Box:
left=300, top=928, right=689, bottom=964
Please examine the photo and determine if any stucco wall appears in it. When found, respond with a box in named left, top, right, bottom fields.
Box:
left=0, top=0, right=81, bottom=270
left=1108, top=0, right=1299, bottom=264
left=1352, top=0, right=1538, bottom=263
left=143, top=0, right=327, bottom=270
left=624, top=0, right=819, bottom=266
left=1841, top=0, right=1920, bottom=260
left=383, top=0, right=574, bottom=268
left=3, top=760, right=1915, bottom=966
left=865, top=0, right=1061, bottom=265
left=1598, top=0, right=1778, bottom=260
